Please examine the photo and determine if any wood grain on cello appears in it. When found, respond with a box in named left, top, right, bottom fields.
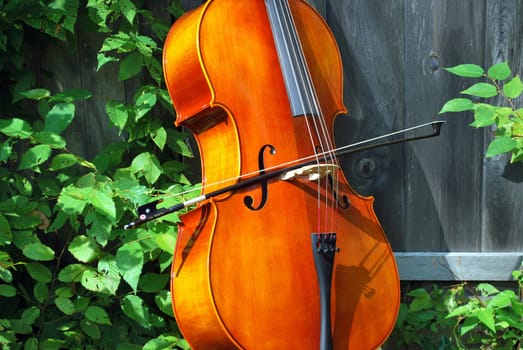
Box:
left=162, top=0, right=400, bottom=349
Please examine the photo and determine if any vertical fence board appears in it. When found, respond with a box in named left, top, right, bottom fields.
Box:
left=327, top=0, right=408, bottom=250
left=403, top=0, right=486, bottom=252
left=483, top=0, right=523, bottom=251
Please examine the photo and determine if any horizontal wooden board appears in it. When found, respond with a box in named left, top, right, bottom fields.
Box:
left=395, top=252, right=523, bottom=281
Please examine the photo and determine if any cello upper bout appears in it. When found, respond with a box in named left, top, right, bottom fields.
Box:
left=163, top=3, right=213, bottom=125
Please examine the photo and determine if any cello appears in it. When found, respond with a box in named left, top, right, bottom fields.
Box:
left=162, top=0, right=400, bottom=349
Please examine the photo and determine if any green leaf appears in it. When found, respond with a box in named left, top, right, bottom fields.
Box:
left=118, top=0, right=136, bottom=24
left=119, top=52, right=143, bottom=81
left=81, top=268, right=119, bottom=295
left=58, top=185, right=89, bottom=215
left=18, top=88, right=51, bottom=100
left=0, top=118, right=33, bottom=138
left=476, top=283, right=499, bottom=296
left=487, top=61, right=511, bottom=80
left=39, top=339, right=65, bottom=350
left=474, top=308, right=496, bottom=333
left=152, top=126, right=167, bottom=151
left=0, top=140, right=13, bottom=162
left=460, top=316, right=479, bottom=336
left=503, top=75, right=523, bottom=99
left=445, top=64, right=484, bottom=78
left=438, top=98, right=474, bottom=114
left=96, top=256, right=121, bottom=295
left=80, top=319, right=101, bottom=340
left=96, top=52, right=119, bottom=71
left=55, top=297, right=75, bottom=315
left=85, top=306, right=111, bottom=325
left=486, top=137, right=518, bottom=157
left=488, top=290, right=515, bottom=309
left=131, top=152, right=162, bottom=184
left=25, top=262, right=52, bottom=283
left=116, top=241, right=144, bottom=292
left=49, top=153, right=79, bottom=170
left=33, top=131, right=66, bottom=149
left=85, top=211, right=112, bottom=247
left=23, top=242, right=55, bottom=261
left=461, top=82, right=498, bottom=98
left=105, top=100, right=129, bottom=131
left=135, top=90, right=157, bottom=120
left=18, top=144, right=52, bottom=170
left=50, top=89, right=92, bottom=103
left=44, top=102, right=75, bottom=134
left=34, top=282, right=49, bottom=303
left=22, top=306, right=40, bottom=323
left=25, top=337, right=38, bottom=350
left=471, top=104, right=496, bottom=128
left=154, top=232, right=176, bottom=253
left=0, top=284, right=17, bottom=297
left=89, top=190, right=116, bottom=221
left=155, top=290, right=174, bottom=317
left=0, top=267, right=13, bottom=283
left=121, top=294, right=150, bottom=327
left=139, top=273, right=169, bottom=293
left=58, top=264, right=87, bottom=282
left=68, top=235, right=100, bottom=263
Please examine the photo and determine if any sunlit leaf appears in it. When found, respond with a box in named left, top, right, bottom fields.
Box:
left=445, top=64, right=484, bottom=78
left=503, top=75, right=523, bottom=99
left=487, top=61, right=511, bottom=80
left=116, top=241, right=144, bottom=292
left=121, top=294, right=150, bottom=327
left=68, top=235, right=100, bottom=263
left=439, top=98, right=474, bottom=114
left=22, top=242, right=55, bottom=261
left=18, top=145, right=52, bottom=170
left=44, top=102, right=75, bottom=134
left=486, top=137, right=517, bottom=157
left=461, top=82, right=498, bottom=98
left=0, top=118, right=33, bottom=138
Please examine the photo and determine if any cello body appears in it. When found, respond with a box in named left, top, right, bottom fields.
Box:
left=163, top=1, right=400, bottom=349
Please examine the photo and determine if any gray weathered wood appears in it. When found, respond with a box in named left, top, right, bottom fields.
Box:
left=321, top=0, right=523, bottom=262
left=395, top=252, right=523, bottom=281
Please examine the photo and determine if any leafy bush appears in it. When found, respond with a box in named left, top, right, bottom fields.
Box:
left=0, top=0, right=194, bottom=349
left=390, top=276, right=523, bottom=349
left=439, top=62, right=523, bottom=163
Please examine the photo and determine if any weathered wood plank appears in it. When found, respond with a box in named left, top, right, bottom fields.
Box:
left=395, top=252, right=523, bottom=281
left=326, top=0, right=408, bottom=250
left=403, top=0, right=487, bottom=252
left=483, top=0, right=523, bottom=251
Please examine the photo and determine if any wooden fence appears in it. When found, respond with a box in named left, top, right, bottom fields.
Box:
left=304, top=0, right=523, bottom=281
left=46, top=0, right=523, bottom=282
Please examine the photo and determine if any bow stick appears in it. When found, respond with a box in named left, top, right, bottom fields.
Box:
left=123, top=120, right=444, bottom=229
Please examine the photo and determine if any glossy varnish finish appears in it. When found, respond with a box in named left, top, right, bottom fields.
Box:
left=163, top=0, right=400, bottom=349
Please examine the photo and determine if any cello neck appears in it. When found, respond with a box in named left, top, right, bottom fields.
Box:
left=265, top=0, right=318, bottom=118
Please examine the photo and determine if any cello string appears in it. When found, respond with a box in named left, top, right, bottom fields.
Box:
left=281, top=0, right=338, bottom=233
left=274, top=0, right=325, bottom=233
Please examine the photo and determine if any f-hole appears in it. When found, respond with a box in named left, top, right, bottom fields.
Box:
left=244, top=144, right=276, bottom=211
left=327, top=174, right=350, bottom=209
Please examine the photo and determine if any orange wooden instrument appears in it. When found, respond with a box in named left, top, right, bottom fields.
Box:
left=162, top=0, right=400, bottom=349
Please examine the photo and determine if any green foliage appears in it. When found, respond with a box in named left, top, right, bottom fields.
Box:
left=439, top=62, right=523, bottom=163
left=390, top=276, right=523, bottom=349
left=0, top=0, right=194, bottom=348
